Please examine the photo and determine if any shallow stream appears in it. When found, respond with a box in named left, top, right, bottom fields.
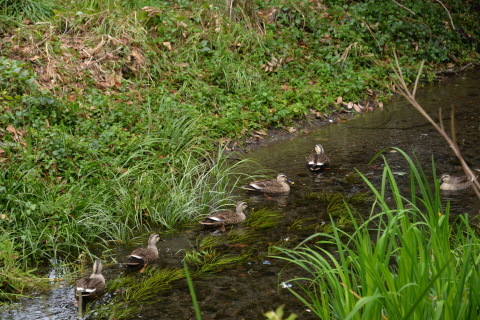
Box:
left=2, top=69, right=480, bottom=320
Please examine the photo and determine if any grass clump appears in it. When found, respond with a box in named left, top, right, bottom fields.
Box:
left=89, top=267, right=186, bottom=319
left=275, top=150, right=480, bottom=319
left=244, top=208, right=283, bottom=231
left=0, top=232, right=49, bottom=302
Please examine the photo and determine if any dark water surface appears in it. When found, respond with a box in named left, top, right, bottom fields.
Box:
left=2, top=69, right=479, bottom=320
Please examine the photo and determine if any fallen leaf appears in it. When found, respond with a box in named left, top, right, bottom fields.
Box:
left=85, top=38, right=106, bottom=57
left=131, top=49, right=146, bottom=65
left=254, top=129, right=268, bottom=136
left=353, top=104, right=362, bottom=113
left=163, top=42, right=172, bottom=51
left=346, top=102, right=353, bottom=109
left=336, top=96, right=343, bottom=104
left=142, top=6, right=162, bottom=16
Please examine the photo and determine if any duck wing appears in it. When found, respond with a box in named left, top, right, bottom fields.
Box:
left=200, top=210, right=233, bottom=226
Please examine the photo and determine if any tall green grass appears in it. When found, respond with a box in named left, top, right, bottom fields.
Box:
left=0, top=231, right=49, bottom=301
left=275, top=149, right=480, bottom=319
left=0, top=146, right=250, bottom=266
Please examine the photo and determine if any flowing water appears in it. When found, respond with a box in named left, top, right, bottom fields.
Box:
left=2, top=69, right=480, bottom=320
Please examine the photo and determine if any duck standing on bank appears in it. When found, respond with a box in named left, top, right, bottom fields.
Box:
left=199, top=201, right=249, bottom=231
left=307, top=144, right=330, bottom=171
left=125, top=233, right=161, bottom=273
left=75, top=259, right=106, bottom=300
left=240, top=173, right=293, bottom=195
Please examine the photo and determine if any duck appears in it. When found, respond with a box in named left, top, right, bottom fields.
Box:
left=307, top=144, right=330, bottom=171
left=240, top=173, right=292, bottom=194
left=75, top=259, right=106, bottom=300
left=440, top=173, right=474, bottom=191
left=199, top=201, right=249, bottom=230
left=125, top=233, right=161, bottom=272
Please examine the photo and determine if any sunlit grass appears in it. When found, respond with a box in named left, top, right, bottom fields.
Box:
left=275, top=149, right=480, bottom=319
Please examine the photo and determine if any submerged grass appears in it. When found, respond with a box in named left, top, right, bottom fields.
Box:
left=87, top=267, right=186, bottom=319
left=275, top=149, right=480, bottom=319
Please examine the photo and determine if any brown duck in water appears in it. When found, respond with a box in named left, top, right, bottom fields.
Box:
left=440, top=173, right=474, bottom=191
left=125, top=233, right=161, bottom=272
left=307, top=144, right=330, bottom=171
left=199, top=201, right=249, bottom=230
left=240, top=173, right=293, bottom=195
left=75, top=259, right=105, bottom=300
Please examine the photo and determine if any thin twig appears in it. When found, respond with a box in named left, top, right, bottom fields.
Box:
left=450, top=106, right=457, bottom=144
left=391, top=53, right=480, bottom=199
left=435, top=0, right=455, bottom=30
left=390, top=0, right=416, bottom=15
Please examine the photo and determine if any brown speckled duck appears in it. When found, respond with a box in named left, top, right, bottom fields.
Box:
left=440, top=173, right=473, bottom=191
left=75, top=259, right=105, bottom=300
left=199, top=201, right=249, bottom=230
left=125, top=233, right=161, bottom=272
left=240, top=173, right=292, bottom=194
left=307, top=144, right=330, bottom=171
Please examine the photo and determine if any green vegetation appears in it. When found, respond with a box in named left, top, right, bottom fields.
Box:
left=0, top=231, right=49, bottom=301
left=0, top=0, right=479, bottom=305
left=275, top=150, right=480, bottom=319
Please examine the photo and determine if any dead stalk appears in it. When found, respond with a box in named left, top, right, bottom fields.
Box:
left=391, top=52, right=480, bottom=199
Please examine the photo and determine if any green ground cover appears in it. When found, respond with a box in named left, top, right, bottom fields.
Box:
left=0, top=0, right=479, bottom=301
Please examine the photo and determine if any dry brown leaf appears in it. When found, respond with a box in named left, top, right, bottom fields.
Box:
left=353, top=104, right=362, bottom=113
left=6, top=125, right=16, bottom=134
left=336, top=96, right=343, bottom=104
left=142, top=6, right=162, bottom=16
left=346, top=102, right=354, bottom=109
left=6, top=125, right=24, bottom=140
left=30, top=55, right=41, bottom=61
left=85, top=38, right=106, bottom=57
left=253, top=129, right=268, bottom=136
left=163, top=42, right=173, bottom=51
left=378, top=102, right=384, bottom=109
left=131, top=49, right=146, bottom=65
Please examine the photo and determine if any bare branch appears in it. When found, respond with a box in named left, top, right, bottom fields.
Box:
left=391, top=53, right=480, bottom=199
left=390, top=0, right=416, bottom=15
left=436, top=0, right=455, bottom=30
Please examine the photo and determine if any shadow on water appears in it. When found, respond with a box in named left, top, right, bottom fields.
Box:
left=1, top=69, right=479, bottom=319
